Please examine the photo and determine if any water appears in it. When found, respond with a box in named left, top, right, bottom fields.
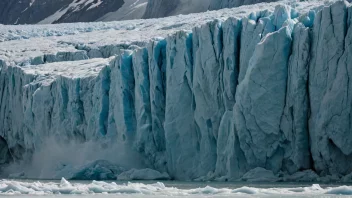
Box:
left=0, top=178, right=351, bottom=197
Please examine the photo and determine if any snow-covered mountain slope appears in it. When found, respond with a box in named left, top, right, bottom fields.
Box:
left=143, top=0, right=278, bottom=18
left=1, top=0, right=352, bottom=182
left=0, top=0, right=147, bottom=25
left=0, top=0, right=290, bottom=25
left=97, top=0, right=148, bottom=22
left=209, top=0, right=279, bottom=10
left=143, top=0, right=214, bottom=18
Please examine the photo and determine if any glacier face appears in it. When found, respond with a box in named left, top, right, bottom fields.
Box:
left=1, top=0, right=352, bottom=181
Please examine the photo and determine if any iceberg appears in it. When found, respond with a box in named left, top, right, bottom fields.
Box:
left=70, top=160, right=125, bottom=180
left=0, top=0, right=352, bottom=181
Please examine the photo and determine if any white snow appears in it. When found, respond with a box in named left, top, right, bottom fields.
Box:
left=29, top=0, right=36, bottom=7
left=22, top=57, right=113, bottom=83
left=37, top=0, right=104, bottom=24
left=37, top=4, right=74, bottom=24
left=98, top=0, right=148, bottom=21
left=87, top=0, right=103, bottom=10
left=171, top=0, right=212, bottom=16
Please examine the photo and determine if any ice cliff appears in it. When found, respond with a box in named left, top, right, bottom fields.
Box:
left=0, top=0, right=352, bottom=181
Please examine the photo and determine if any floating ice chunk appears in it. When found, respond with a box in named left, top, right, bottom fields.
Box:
left=189, top=186, right=227, bottom=195
left=310, top=184, right=323, bottom=191
left=60, top=177, right=71, bottom=187
left=70, top=160, right=125, bottom=180
left=326, top=186, right=352, bottom=195
left=232, top=187, right=258, bottom=194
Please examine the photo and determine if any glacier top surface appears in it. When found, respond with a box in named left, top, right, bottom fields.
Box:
left=22, top=57, right=113, bottom=83
left=0, top=0, right=335, bottom=66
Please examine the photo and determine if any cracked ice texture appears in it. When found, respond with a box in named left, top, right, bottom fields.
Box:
left=2, top=1, right=352, bottom=181
left=309, top=1, right=352, bottom=175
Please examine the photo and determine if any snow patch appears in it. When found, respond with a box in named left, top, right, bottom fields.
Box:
left=98, top=0, right=148, bottom=21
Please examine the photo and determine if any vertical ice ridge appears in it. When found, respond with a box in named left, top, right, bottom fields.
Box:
left=132, top=47, right=164, bottom=170
left=109, top=50, right=136, bottom=143
left=0, top=65, right=37, bottom=157
left=280, top=23, right=311, bottom=174
left=132, top=47, right=152, bottom=149
left=165, top=31, right=198, bottom=180
left=215, top=17, right=242, bottom=180
left=147, top=40, right=167, bottom=154
left=308, top=1, right=350, bottom=175
left=222, top=17, right=242, bottom=110
left=238, top=13, right=275, bottom=83
left=97, top=66, right=111, bottom=136
left=192, top=20, right=224, bottom=177
left=234, top=25, right=293, bottom=173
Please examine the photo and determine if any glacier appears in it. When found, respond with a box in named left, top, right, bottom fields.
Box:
left=0, top=0, right=352, bottom=182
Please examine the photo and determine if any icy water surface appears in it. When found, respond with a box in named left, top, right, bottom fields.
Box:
left=1, top=179, right=352, bottom=197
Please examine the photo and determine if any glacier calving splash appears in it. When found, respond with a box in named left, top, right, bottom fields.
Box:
left=0, top=0, right=352, bottom=181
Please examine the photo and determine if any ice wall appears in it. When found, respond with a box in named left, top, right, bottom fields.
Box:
left=1, top=1, right=352, bottom=181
